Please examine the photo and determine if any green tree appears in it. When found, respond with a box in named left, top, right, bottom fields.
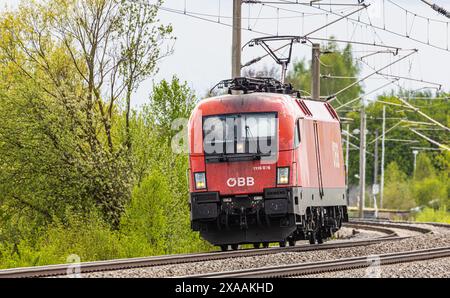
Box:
left=286, top=40, right=362, bottom=105
left=125, top=77, right=209, bottom=254
left=414, top=153, right=436, bottom=181
left=383, top=162, right=415, bottom=210
left=0, top=0, right=172, bottom=228
left=413, top=178, right=447, bottom=208
left=120, top=171, right=170, bottom=255
left=148, top=76, right=197, bottom=145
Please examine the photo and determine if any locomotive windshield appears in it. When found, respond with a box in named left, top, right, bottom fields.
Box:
left=203, top=113, right=277, bottom=162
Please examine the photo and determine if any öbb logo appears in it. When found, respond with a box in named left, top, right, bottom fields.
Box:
left=227, top=177, right=255, bottom=188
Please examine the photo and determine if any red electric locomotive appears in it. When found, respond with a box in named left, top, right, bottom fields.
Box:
left=188, top=78, right=348, bottom=250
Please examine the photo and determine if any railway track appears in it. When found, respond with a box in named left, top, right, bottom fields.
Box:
left=351, top=218, right=450, bottom=229
left=347, top=219, right=433, bottom=234
left=0, top=220, right=437, bottom=278
left=187, top=246, right=450, bottom=278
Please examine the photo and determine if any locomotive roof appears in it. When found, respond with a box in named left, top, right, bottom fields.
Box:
left=194, top=92, right=340, bottom=123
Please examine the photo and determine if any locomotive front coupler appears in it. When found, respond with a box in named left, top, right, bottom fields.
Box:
left=220, top=195, right=264, bottom=229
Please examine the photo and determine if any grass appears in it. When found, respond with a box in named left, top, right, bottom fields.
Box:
left=414, top=207, right=450, bottom=224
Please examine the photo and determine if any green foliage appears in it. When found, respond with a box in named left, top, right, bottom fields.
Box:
left=0, top=211, right=123, bottom=268
left=415, top=207, right=450, bottom=224
left=414, top=153, right=436, bottom=181
left=286, top=40, right=361, bottom=104
left=0, top=75, right=212, bottom=269
left=381, top=156, right=448, bottom=211
left=343, top=94, right=449, bottom=188
left=382, top=162, right=415, bottom=210
left=412, top=152, right=447, bottom=208
left=413, top=177, right=448, bottom=208
left=1, top=2, right=449, bottom=270
left=120, top=172, right=170, bottom=255
left=0, top=0, right=209, bottom=267
left=148, top=76, right=197, bottom=145
left=0, top=0, right=173, bottom=228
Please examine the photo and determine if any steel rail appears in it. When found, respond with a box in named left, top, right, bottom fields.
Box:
left=0, top=221, right=432, bottom=278
left=187, top=247, right=450, bottom=278
left=350, top=218, right=450, bottom=230
left=348, top=219, right=433, bottom=234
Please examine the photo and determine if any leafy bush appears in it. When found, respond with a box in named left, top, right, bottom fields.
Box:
left=413, top=177, right=448, bottom=208
left=120, top=171, right=171, bottom=256
left=415, top=207, right=450, bottom=224
left=382, top=162, right=415, bottom=210
left=0, top=175, right=212, bottom=269
left=0, top=210, right=123, bottom=268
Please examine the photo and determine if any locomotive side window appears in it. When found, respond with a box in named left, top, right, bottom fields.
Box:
left=203, top=113, right=277, bottom=161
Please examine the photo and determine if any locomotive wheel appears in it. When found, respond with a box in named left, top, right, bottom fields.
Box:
left=279, top=240, right=286, bottom=248
left=231, top=244, right=240, bottom=250
left=288, top=239, right=296, bottom=247
left=253, top=243, right=261, bottom=249
left=220, top=245, right=229, bottom=251
left=262, top=242, right=270, bottom=248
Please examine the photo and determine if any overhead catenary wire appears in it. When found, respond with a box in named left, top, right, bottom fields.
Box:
left=395, top=96, right=450, bottom=132
left=158, top=6, right=271, bottom=36
left=409, top=128, right=450, bottom=151
left=419, top=0, right=450, bottom=19
left=244, top=1, right=366, bottom=7
left=160, top=1, right=448, bottom=113
left=327, top=50, right=417, bottom=101
left=375, top=73, right=442, bottom=89
left=159, top=1, right=418, bottom=87
left=384, top=139, right=419, bottom=143
left=304, top=36, right=402, bottom=50
left=302, top=3, right=369, bottom=38
left=390, top=0, right=450, bottom=23
left=357, top=58, right=450, bottom=133
left=164, top=3, right=333, bottom=21
left=261, top=0, right=450, bottom=52
left=410, top=146, right=446, bottom=151
left=368, top=120, right=404, bottom=145
left=334, top=80, right=399, bottom=111
left=402, top=120, right=440, bottom=126
left=342, top=138, right=375, bottom=156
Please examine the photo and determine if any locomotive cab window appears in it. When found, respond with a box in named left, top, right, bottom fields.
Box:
left=203, top=113, right=277, bottom=162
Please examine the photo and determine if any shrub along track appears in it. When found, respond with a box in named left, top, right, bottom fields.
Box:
left=0, top=220, right=441, bottom=278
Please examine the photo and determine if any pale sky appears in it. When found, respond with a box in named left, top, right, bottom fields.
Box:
left=2, top=0, right=450, bottom=107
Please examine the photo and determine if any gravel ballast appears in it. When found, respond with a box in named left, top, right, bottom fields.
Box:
left=81, top=223, right=450, bottom=278
left=304, top=256, right=450, bottom=278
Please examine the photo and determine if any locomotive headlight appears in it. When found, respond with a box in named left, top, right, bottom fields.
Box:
left=277, top=167, right=289, bottom=185
left=194, top=172, right=206, bottom=190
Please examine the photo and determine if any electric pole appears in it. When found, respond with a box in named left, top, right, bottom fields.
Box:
left=373, top=129, right=379, bottom=208
left=413, top=150, right=419, bottom=178
left=380, top=105, right=386, bottom=209
left=232, top=0, right=242, bottom=78
left=359, top=102, right=366, bottom=218
left=311, top=43, right=321, bottom=100
left=345, top=123, right=350, bottom=205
